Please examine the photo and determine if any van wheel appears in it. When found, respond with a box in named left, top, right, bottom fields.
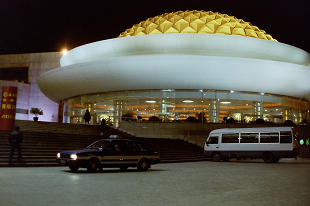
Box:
left=263, top=152, right=274, bottom=163
left=212, top=152, right=221, bottom=162
left=87, top=159, right=99, bottom=172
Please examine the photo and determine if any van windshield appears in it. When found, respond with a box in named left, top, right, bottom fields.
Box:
left=208, top=136, right=219, bottom=144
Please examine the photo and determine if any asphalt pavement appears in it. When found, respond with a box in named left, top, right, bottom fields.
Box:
left=0, top=159, right=309, bottom=206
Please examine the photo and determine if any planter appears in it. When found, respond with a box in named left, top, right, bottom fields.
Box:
left=33, top=117, right=38, bottom=121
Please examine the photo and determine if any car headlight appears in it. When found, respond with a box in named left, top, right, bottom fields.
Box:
left=57, top=153, right=60, bottom=158
left=70, top=154, right=77, bottom=160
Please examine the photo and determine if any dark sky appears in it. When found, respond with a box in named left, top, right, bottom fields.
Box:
left=0, top=0, right=309, bottom=55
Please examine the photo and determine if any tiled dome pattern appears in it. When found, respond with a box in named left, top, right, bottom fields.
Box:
left=118, top=10, right=277, bottom=41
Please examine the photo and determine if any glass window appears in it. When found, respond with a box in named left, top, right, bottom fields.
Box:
left=208, top=136, right=219, bottom=144
left=260, top=133, right=279, bottom=143
left=280, top=131, right=292, bottom=143
left=106, top=141, right=123, bottom=151
left=222, top=133, right=239, bottom=143
left=124, top=141, right=140, bottom=151
left=87, top=140, right=109, bottom=149
left=137, top=143, right=147, bottom=151
left=240, top=133, right=259, bottom=143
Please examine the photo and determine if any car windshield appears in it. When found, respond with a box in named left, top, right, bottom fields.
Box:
left=86, top=140, right=110, bottom=149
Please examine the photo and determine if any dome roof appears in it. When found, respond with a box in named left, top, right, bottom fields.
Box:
left=118, top=10, right=277, bottom=41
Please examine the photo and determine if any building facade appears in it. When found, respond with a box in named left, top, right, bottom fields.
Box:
left=1, top=11, right=310, bottom=126
left=0, top=52, right=61, bottom=122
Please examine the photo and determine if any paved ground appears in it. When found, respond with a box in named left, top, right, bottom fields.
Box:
left=1, top=159, right=309, bottom=206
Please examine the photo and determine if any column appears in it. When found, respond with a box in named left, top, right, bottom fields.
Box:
left=0, top=86, right=18, bottom=131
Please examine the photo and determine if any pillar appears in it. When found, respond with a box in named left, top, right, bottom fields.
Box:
left=0, top=86, right=18, bottom=131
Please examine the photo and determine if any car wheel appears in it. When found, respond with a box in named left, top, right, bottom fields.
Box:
left=120, top=166, right=128, bottom=171
left=69, top=166, right=79, bottom=172
left=263, top=152, right=274, bottom=163
left=137, top=159, right=149, bottom=171
left=87, top=159, right=99, bottom=172
left=212, top=152, right=221, bottom=162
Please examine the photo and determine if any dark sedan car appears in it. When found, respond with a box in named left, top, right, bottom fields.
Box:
left=56, top=137, right=160, bottom=172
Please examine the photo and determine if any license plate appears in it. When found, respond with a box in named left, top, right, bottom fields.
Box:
left=60, top=160, right=66, bottom=164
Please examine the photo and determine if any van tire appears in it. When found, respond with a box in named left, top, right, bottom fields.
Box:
left=212, top=152, right=221, bottom=162
left=263, top=152, right=274, bottom=163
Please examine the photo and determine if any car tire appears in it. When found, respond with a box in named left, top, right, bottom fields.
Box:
left=69, top=166, right=79, bottom=172
left=137, top=159, right=149, bottom=171
left=87, top=159, right=99, bottom=172
left=212, top=152, right=221, bottom=162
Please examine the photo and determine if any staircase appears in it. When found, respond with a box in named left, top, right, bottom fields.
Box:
left=0, top=121, right=208, bottom=167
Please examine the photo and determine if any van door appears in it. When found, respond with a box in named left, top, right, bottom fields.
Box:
left=204, top=134, right=220, bottom=158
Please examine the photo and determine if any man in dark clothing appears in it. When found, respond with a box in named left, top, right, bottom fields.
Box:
left=84, top=109, right=91, bottom=125
left=8, top=126, right=23, bottom=165
left=101, top=119, right=106, bottom=132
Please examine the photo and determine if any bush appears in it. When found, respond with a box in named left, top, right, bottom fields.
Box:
left=186, top=117, right=197, bottom=122
left=255, top=119, right=265, bottom=124
left=149, top=116, right=160, bottom=121
left=226, top=118, right=235, bottom=123
left=283, top=120, right=294, bottom=126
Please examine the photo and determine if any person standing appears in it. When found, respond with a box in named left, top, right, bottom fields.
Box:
left=84, top=109, right=91, bottom=125
left=100, top=119, right=106, bottom=135
left=8, top=126, right=23, bottom=165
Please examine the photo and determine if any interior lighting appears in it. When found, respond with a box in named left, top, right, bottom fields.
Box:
left=146, top=100, right=156, bottom=103
left=183, top=100, right=194, bottom=103
left=220, top=102, right=231, bottom=104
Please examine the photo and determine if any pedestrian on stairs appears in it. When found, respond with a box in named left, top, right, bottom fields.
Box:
left=100, top=119, right=106, bottom=135
left=8, top=126, right=23, bottom=165
left=84, top=109, right=91, bottom=125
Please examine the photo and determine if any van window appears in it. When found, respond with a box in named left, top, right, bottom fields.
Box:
left=240, top=133, right=259, bottom=143
left=280, top=131, right=292, bottom=143
left=222, top=133, right=239, bottom=143
left=208, top=136, right=219, bottom=144
left=260, top=133, right=279, bottom=143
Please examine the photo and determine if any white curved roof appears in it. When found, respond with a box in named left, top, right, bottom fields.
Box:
left=37, top=34, right=310, bottom=103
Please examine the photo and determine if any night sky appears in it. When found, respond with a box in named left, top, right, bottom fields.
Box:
left=1, top=0, right=309, bottom=55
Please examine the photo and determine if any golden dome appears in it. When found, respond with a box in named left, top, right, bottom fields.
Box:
left=118, top=10, right=277, bottom=41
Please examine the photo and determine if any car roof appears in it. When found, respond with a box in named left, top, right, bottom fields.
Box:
left=98, top=139, right=135, bottom=142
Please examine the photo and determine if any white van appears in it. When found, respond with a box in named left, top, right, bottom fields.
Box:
left=204, top=127, right=299, bottom=163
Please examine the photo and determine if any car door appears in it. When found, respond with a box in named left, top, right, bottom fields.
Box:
left=122, top=141, right=141, bottom=164
left=100, top=140, right=125, bottom=165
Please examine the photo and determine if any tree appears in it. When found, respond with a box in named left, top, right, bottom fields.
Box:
left=30, top=107, right=43, bottom=121
left=30, top=108, right=43, bottom=117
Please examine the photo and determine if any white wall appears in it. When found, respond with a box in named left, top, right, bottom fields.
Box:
left=0, top=52, right=62, bottom=122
